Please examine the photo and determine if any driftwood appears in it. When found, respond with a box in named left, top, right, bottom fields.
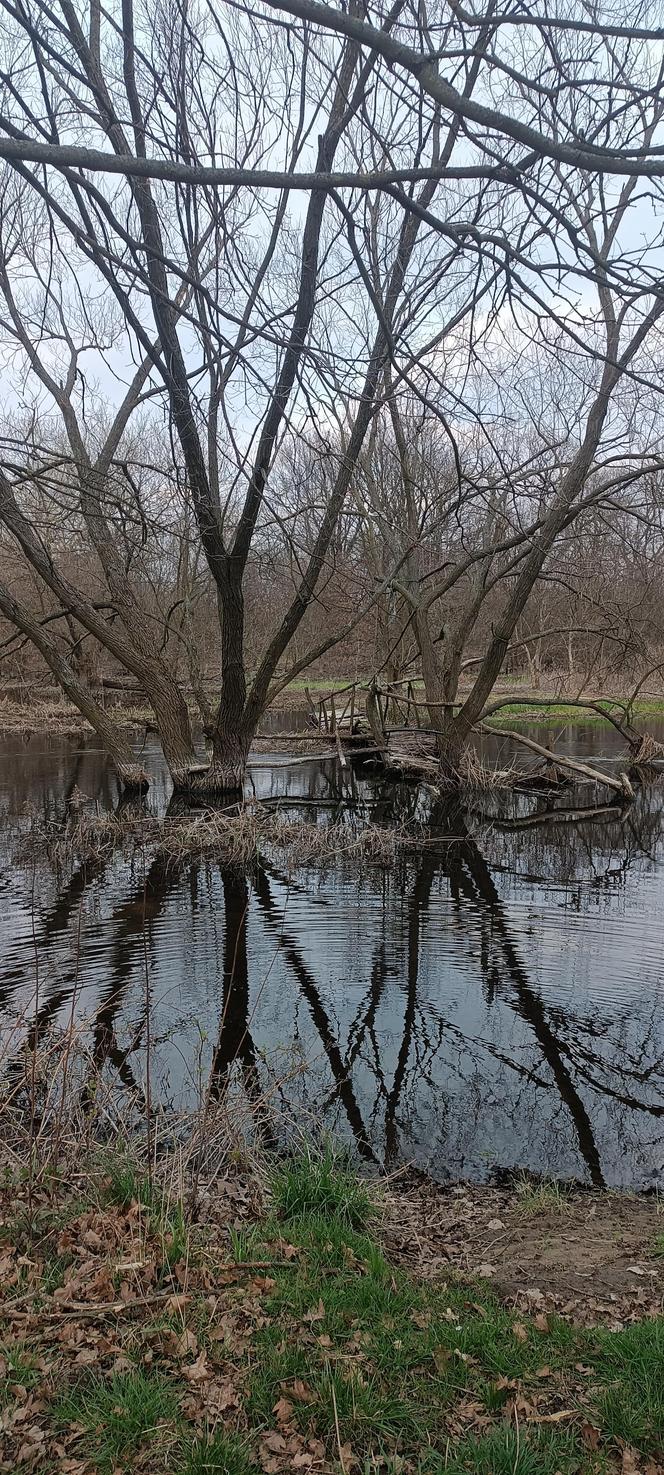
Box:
left=483, top=723, right=635, bottom=799
left=479, top=802, right=626, bottom=831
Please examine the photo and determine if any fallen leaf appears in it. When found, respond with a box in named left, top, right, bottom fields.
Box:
left=487, top=1218, right=505, bottom=1230
left=534, top=1312, right=550, bottom=1333
left=283, top=1379, right=315, bottom=1403
left=512, top=1321, right=528, bottom=1343
left=183, top=1349, right=209, bottom=1383
left=305, top=1298, right=325, bottom=1324
left=166, top=1293, right=191, bottom=1313
left=532, top=1408, right=576, bottom=1424
left=580, top=1421, right=602, bottom=1449
left=273, top=1397, right=294, bottom=1426
left=262, top=1431, right=288, bottom=1454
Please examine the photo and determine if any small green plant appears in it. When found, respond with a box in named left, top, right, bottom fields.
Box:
left=271, top=1142, right=373, bottom=1229
left=426, top=1425, right=583, bottom=1475
left=180, top=1431, right=258, bottom=1475
left=0, top=1341, right=40, bottom=1395
left=100, top=1154, right=155, bottom=1212
left=514, top=1175, right=570, bottom=1215
left=653, top=1231, right=664, bottom=1258
left=55, top=1369, right=180, bottom=1469
left=229, top=1225, right=267, bottom=1263
left=39, top=1252, right=73, bottom=1296
left=101, top=1155, right=188, bottom=1267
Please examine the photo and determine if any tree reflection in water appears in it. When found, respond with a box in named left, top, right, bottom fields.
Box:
left=0, top=733, right=663, bottom=1187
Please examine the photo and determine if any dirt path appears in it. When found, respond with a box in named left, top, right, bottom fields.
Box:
left=383, top=1178, right=664, bottom=1325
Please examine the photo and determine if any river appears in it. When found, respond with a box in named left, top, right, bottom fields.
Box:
left=1, top=717, right=662, bottom=1189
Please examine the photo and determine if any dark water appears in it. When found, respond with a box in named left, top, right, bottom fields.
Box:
left=1, top=720, right=663, bottom=1189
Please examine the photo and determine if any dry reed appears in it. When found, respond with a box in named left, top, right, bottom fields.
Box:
left=24, top=801, right=408, bottom=871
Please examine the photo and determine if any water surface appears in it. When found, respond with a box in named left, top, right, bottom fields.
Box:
left=1, top=720, right=663, bottom=1188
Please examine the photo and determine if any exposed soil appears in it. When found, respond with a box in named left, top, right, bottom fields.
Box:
left=382, top=1177, right=664, bottom=1325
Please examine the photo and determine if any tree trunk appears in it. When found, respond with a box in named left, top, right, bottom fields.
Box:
left=412, top=609, right=465, bottom=784
left=434, top=717, right=465, bottom=787
left=190, top=727, right=251, bottom=795
left=146, top=669, right=200, bottom=787
left=0, top=583, right=148, bottom=791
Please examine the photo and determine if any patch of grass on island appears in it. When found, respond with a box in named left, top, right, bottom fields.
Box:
left=483, top=697, right=664, bottom=729
left=0, top=1143, right=662, bottom=1473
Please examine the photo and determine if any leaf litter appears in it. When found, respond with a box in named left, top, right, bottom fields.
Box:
left=0, top=1152, right=662, bottom=1474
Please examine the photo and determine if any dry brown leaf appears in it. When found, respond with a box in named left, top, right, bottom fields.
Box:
left=273, top=1397, right=294, bottom=1426
left=261, top=1431, right=288, bottom=1454
left=580, top=1421, right=602, bottom=1449
left=305, top=1299, right=325, bottom=1324
left=531, top=1408, right=576, bottom=1424
left=512, top=1321, right=528, bottom=1343
left=183, top=1350, right=209, bottom=1383
left=166, top=1293, right=191, bottom=1313
left=279, top=1242, right=300, bottom=1261
left=283, top=1379, right=315, bottom=1403
left=251, top=1276, right=276, bottom=1293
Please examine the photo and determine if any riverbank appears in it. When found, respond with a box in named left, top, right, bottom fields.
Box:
left=1, top=1139, right=662, bottom=1475
left=3, top=689, right=664, bottom=741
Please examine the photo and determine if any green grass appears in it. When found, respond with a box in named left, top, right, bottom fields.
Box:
left=484, top=697, right=664, bottom=729
left=2, top=1145, right=663, bottom=1474
left=247, top=1209, right=582, bottom=1459
left=271, top=1141, right=374, bottom=1230
left=101, top=1154, right=188, bottom=1267
left=0, top=1340, right=40, bottom=1400
left=514, top=1175, right=571, bottom=1215
left=591, top=1319, right=664, bottom=1452
left=242, top=1149, right=662, bottom=1471
left=55, top=1369, right=180, bottom=1470
left=426, top=1425, right=585, bottom=1474
left=178, top=1432, right=258, bottom=1475
left=653, top=1231, right=664, bottom=1257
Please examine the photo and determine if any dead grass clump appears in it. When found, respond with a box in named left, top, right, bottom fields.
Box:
left=630, top=731, right=664, bottom=766
left=26, top=803, right=403, bottom=871
left=0, top=1027, right=273, bottom=1208
left=0, top=696, right=92, bottom=738
left=459, top=747, right=521, bottom=791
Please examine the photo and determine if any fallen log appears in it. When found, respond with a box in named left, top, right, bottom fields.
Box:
left=481, top=723, right=635, bottom=799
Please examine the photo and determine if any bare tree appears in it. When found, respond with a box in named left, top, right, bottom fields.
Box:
left=0, top=0, right=663, bottom=788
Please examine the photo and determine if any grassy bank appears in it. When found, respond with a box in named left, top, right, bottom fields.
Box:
left=3, top=687, right=664, bottom=743
left=482, top=698, right=664, bottom=730
left=1, top=1145, right=662, bottom=1475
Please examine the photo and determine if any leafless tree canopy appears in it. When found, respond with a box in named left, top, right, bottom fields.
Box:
left=0, top=0, right=663, bottom=787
